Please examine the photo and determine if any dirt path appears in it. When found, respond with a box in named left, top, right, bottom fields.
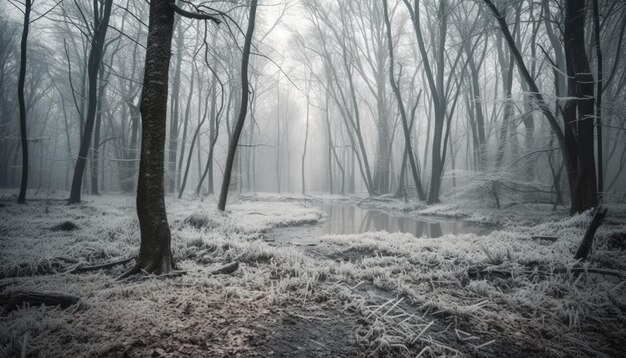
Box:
left=249, top=308, right=360, bottom=357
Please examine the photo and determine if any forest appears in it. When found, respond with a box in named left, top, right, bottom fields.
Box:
left=1, top=0, right=625, bottom=356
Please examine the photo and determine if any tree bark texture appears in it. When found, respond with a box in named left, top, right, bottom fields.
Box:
left=132, top=0, right=176, bottom=275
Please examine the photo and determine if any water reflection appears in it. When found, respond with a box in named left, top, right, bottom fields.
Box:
left=312, top=204, right=479, bottom=238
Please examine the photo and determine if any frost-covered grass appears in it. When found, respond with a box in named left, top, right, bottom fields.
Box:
left=310, top=204, right=626, bottom=357
left=0, top=192, right=332, bottom=357
left=1, top=191, right=625, bottom=357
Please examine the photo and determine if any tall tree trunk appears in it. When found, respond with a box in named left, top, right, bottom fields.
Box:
left=90, top=66, right=106, bottom=195
left=167, top=22, right=183, bottom=194
left=592, top=0, right=603, bottom=199
left=124, top=0, right=176, bottom=276
left=383, top=0, right=425, bottom=200
left=483, top=0, right=575, bottom=214
left=17, top=0, right=32, bottom=204
left=179, top=68, right=207, bottom=199
left=495, top=33, right=515, bottom=168
left=196, top=81, right=223, bottom=196
left=176, top=62, right=195, bottom=192
left=403, top=0, right=447, bottom=204
left=301, top=89, right=310, bottom=195
left=276, top=77, right=281, bottom=193
left=325, top=94, right=334, bottom=194
left=564, top=0, right=598, bottom=213
left=68, top=0, right=113, bottom=204
left=218, top=0, right=258, bottom=211
left=124, top=99, right=141, bottom=192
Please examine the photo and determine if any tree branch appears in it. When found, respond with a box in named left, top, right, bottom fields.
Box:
left=170, top=3, right=221, bottom=24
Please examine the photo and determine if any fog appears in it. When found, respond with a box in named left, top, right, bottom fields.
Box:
left=2, top=0, right=625, bottom=205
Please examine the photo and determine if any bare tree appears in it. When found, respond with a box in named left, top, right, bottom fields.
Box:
left=67, top=0, right=113, bottom=204
left=483, top=0, right=599, bottom=214
left=17, top=0, right=32, bottom=204
left=218, top=0, right=258, bottom=211
left=122, top=0, right=221, bottom=276
left=383, top=0, right=425, bottom=201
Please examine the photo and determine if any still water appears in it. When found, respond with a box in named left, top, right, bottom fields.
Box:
left=314, top=204, right=482, bottom=238
left=266, top=203, right=486, bottom=245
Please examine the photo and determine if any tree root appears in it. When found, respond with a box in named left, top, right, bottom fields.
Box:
left=574, top=207, right=608, bottom=261
left=117, top=264, right=142, bottom=280
left=118, top=261, right=239, bottom=281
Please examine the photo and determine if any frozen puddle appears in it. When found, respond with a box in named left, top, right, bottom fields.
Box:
left=264, top=203, right=490, bottom=245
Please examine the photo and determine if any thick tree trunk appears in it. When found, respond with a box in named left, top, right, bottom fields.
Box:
left=218, top=0, right=258, bottom=211
left=125, top=0, right=177, bottom=276
left=17, top=0, right=32, bottom=204
left=564, top=0, right=598, bottom=214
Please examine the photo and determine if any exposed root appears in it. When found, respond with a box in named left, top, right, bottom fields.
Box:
left=118, top=261, right=239, bottom=281
left=574, top=207, right=608, bottom=261
left=117, top=264, right=142, bottom=280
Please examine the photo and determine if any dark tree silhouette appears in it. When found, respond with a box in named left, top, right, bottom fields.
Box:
left=17, top=0, right=32, bottom=204
left=124, top=0, right=177, bottom=276
left=122, top=0, right=221, bottom=276
left=218, top=0, right=258, bottom=211
left=67, top=0, right=113, bottom=204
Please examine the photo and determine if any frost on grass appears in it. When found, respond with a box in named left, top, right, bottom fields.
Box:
left=0, top=193, right=333, bottom=357
left=312, top=208, right=626, bottom=357
left=178, top=200, right=325, bottom=235
left=1, top=192, right=625, bottom=357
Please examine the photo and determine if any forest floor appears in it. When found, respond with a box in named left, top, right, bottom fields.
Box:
left=1, top=191, right=626, bottom=357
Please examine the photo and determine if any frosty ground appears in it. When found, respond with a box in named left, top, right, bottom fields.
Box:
left=1, top=192, right=625, bottom=357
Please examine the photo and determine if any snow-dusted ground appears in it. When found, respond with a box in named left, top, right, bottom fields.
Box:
left=1, top=191, right=625, bottom=357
